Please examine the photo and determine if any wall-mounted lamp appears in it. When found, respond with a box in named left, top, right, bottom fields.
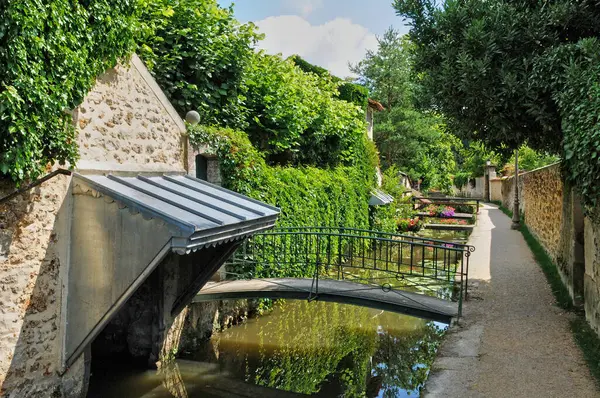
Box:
left=185, top=110, right=200, bottom=126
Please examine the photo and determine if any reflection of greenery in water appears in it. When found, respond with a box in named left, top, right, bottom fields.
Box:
left=199, top=300, right=446, bottom=397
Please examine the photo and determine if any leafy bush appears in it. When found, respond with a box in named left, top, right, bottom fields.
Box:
left=244, top=52, right=367, bottom=167
left=138, top=0, right=261, bottom=129
left=396, top=217, right=423, bottom=233
left=552, top=38, right=600, bottom=209
left=0, top=0, right=138, bottom=181
left=453, top=204, right=475, bottom=214
left=289, top=54, right=369, bottom=109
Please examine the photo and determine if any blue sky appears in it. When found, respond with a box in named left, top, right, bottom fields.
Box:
left=217, top=0, right=409, bottom=77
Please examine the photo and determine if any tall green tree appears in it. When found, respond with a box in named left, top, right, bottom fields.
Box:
left=393, top=0, right=600, bottom=207
left=351, top=28, right=458, bottom=191
left=138, top=0, right=262, bottom=129
left=350, top=28, right=413, bottom=109
left=392, top=0, right=600, bottom=153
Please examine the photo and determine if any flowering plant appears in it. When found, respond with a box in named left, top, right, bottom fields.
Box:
left=425, top=205, right=455, bottom=218
left=397, top=216, right=423, bottom=232
left=440, top=206, right=456, bottom=218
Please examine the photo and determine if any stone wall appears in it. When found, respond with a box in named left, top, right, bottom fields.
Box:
left=584, top=214, right=600, bottom=334
left=522, top=164, right=564, bottom=260
left=500, top=163, right=600, bottom=336
left=0, top=175, right=86, bottom=397
left=501, top=173, right=525, bottom=215
left=0, top=54, right=187, bottom=397
left=75, top=54, right=186, bottom=174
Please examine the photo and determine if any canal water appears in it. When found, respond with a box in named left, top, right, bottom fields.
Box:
left=88, top=301, right=447, bottom=398
left=88, top=228, right=467, bottom=397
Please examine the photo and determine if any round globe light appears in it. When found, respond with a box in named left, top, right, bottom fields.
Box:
left=185, top=110, right=201, bottom=125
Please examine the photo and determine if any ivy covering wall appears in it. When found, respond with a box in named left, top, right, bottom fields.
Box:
left=0, top=0, right=138, bottom=181
left=189, top=125, right=379, bottom=229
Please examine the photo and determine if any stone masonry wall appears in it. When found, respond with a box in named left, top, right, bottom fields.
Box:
left=501, top=173, right=525, bottom=215
left=501, top=163, right=600, bottom=337
left=75, top=54, right=186, bottom=173
left=522, top=164, right=564, bottom=261
left=0, top=175, right=82, bottom=397
left=0, top=54, right=187, bottom=397
left=584, top=213, right=600, bottom=335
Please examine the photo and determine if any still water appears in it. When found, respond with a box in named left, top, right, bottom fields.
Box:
left=88, top=300, right=447, bottom=398
left=88, top=229, right=466, bottom=397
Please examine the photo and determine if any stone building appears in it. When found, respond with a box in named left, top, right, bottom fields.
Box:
left=0, top=54, right=277, bottom=397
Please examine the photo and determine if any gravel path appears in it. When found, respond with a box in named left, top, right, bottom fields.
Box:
left=424, top=204, right=599, bottom=397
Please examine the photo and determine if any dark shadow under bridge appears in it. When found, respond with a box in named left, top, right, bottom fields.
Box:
left=195, top=227, right=475, bottom=323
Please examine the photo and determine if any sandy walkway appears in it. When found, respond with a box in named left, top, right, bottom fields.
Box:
left=424, top=204, right=598, bottom=397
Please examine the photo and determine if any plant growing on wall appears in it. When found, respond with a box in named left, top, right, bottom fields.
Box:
left=243, top=52, right=367, bottom=167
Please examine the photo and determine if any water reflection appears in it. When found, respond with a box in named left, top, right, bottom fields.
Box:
left=88, top=301, right=446, bottom=397
left=184, top=300, right=447, bottom=397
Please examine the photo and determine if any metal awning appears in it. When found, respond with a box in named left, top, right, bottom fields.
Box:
left=369, top=189, right=394, bottom=206
left=73, top=174, right=280, bottom=253
left=65, top=173, right=279, bottom=365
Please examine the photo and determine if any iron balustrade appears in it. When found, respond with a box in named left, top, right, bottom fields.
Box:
left=224, top=228, right=473, bottom=317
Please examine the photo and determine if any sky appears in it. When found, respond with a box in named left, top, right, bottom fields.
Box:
left=217, top=0, right=409, bottom=78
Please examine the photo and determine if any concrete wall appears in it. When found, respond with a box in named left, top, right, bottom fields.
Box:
left=0, top=54, right=186, bottom=397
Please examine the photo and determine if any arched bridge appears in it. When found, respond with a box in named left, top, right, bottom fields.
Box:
left=195, top=227, right=475, bottom=323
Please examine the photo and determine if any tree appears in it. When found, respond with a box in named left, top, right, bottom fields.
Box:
left=351, top=27, right=458, bottom=192
left=392, top=0, right=600, bottom=153
left=502, top=145, right=559, bottom=175
left=350, top=28, right=413, bottom=109
left=138, top=0, right=262, bottom=129
left=243, top=52, right=366, bottom=167
left=374, top=107, right=458, bottom=192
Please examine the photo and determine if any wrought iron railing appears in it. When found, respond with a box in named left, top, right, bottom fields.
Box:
left=225, top=228, right=473, bottom=316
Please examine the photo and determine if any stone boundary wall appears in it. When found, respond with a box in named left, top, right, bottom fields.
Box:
left=501, top=173, right=525, bottom=215
left=585, top=214, right=600, bottom=334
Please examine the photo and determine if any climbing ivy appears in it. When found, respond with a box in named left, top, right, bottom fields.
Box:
left=551, top=38, right=600, bottom=211
left=0, top=0, right=138, bottom=181
left=188, top=125, right=378, bottom=229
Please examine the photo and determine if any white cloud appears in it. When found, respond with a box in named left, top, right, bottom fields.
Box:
left=255, top=15, right=378, bottom=78
left=284, top=0, right=324, bottom=17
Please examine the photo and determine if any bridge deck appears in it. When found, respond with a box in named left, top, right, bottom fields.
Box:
left=195, top=278, right=458, bottom=323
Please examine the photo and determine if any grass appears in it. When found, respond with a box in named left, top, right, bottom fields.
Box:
left=493, top=201, right=600, bottom=386
left=571, top=317, right=600, bottom=384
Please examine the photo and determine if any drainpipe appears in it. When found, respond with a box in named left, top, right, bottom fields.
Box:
left=511, top=149, right=521, bottom=229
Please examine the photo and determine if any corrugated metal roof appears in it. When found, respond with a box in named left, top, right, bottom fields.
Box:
left=369, top=189, right=394, bottom=206
left=74, top=173, right=280, bottom=253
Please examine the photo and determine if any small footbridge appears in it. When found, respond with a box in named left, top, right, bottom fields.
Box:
left=195, top=227, right=475, bottom=323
